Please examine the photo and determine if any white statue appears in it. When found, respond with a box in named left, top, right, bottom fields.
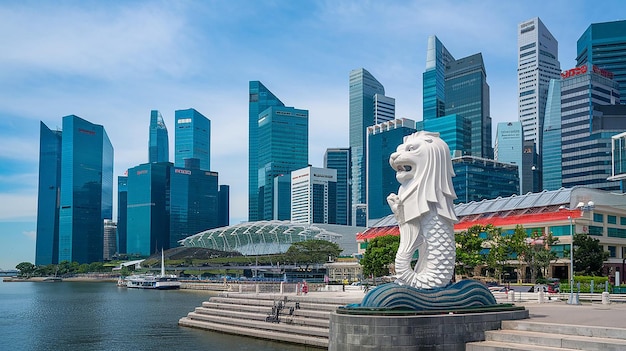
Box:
left=387, top=131, right=457, bottom=289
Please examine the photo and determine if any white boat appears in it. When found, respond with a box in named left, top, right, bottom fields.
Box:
left=124, top=250, right=181, bottom=290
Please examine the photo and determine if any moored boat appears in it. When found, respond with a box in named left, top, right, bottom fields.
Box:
left=124, top=250, right=180, bottom=290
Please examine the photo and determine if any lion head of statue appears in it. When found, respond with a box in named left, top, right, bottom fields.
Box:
left=389, top=131, right=457, bottom=221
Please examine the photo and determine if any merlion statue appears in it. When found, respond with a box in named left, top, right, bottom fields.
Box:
left=386, top=131, right=457, bottom=289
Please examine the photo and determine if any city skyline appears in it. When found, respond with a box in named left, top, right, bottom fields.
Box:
left=1, top=0, right=625, bottom=268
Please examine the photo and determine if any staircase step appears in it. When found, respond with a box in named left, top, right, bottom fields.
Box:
left=184, top=311, right=329, bottom=338
left=208, top=296, right=342, bottom=312
left=193, top=306, right=330, bottom=328
left=486, top=329, right=626, bottom=350
left=502, top=320, right=626, bottom=340
left=466, top=340, right=578, bottom=351
left=179, top=317, right=327, bottom=349
left=202, top=301, right=331, bottom=320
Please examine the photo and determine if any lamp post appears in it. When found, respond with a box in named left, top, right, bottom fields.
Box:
left=567, top=201, right=595, bottom=305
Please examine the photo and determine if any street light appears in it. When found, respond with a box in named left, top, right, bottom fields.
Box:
left=565, top=201, right=595, bottom=305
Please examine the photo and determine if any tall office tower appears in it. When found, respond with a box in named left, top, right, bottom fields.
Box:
left=423, top=35, right=454, bottom=121
left=367, top=118, right=417, bottom=221
left=521, top=141, right=541, bottom=194
left=561, top=64, right=622, bottom=191
left=149, top=110, right=169, bottom=163
left=610, top=132, right=626, bottom=190
left=116, top=175, right=128, bottom=254
left=452, top=157, right=519, bottom=204
left=273, top=174, right=291, bottom=220
left=291, top=166, right=337, bottom=225
left=58, top=115, right=113, bottom=264
left=257, top=106, right=308, bottom=220
left=577, top=20, right=626, bottom=104
left=349, top=68, right=386, bottom=226
left=517, top=17, right=561, bottom=151
left=445, top=53, right=493, bottom=159
left=35, top=122, right=62, bottom=265
left=373, top=94, right=395, bottom=124
left=248, top=81, right=285, bottom=221
left=324, top=148, right=351, bottom=225
left=542, top=79, right=562, bottom=190
left=170, top=163, right=219, bottom=248
left=174, top=108, right=210, bottom=171
left=103, top=219, right=116, bottom=261
left=421, top=36, right=491, bottom=158
left=218, top=185, right=230, bottom=228
left=495, top=121, right=523, bottom=193
left=126, top=162, right=171, bottom=257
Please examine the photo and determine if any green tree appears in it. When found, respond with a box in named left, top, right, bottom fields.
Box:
left=572, top=233, right=608, bottom=276
left=360, top=235, right=400, bottom=280
left=508, top=225, right=529, bottom=284
left=284, top=239, right=342, bottom=270
left=520, top=230, right=559, bottom=283
left=16, top=262, right=35, bottom=277
left=455, top=225, right=486, bottom=277
left=484, top=225, right=508, bottom=282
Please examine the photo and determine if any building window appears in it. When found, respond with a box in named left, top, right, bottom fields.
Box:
left=608, top=246, right=616, bottom=258
left=549, top=225, right=571, bottom=236
left=608, top=215, right=617, bottom=225
left=589, top=225, right=604, bottom=236
left=620, top=217, right=626, bottom=226
left=593, top=213, right=604, bottom=223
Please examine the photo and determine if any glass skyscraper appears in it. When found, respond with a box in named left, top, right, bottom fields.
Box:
left=257, top=106, right=308, bottom=220
left=218, top=185, right=230, bottom=228
left=149, top=110, right=169, bottom=163
left=35, top=122, right=62, bottom=265
left=324, top=148, right=351, bottom=226
left=248, top=81, right=284, bottom=222
left=58, top=115, right=113, bottom=264
left=349, top=68, right=386, bottom=226
left=126, top=162, right=171, bottom=257
left=117, top=175, right=128, bottom=254
left=577, top=20, right=626, bottom=104
left=517, top=17, right=561, bottom=151
left=452, top=157, right=519, bottom=204
left=174, top=108, right=210, bottom=171
left=542, top=79, right=562, bottom=190
left=421, top=36, right=492, bottom=159
left=367, top=118, right=417, bottom=221
left=495, top=121, right=523, bottom=194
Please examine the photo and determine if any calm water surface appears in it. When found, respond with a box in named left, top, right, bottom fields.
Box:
left=0, top=281, right=312, bottom=351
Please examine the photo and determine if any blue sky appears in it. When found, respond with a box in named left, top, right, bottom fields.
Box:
left=1, top=0, right=624, bottom=269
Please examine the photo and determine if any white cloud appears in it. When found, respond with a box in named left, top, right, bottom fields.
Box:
left=0, top=193, right=37, bottom=221
left=22, top=230, right=36, bottom=240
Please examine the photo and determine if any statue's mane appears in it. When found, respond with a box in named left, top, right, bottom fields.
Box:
left=400, top=131, right=457, bottom=222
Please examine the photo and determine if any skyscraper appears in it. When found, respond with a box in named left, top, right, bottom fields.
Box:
left=58, top=115, right=113, bottom=264
left=542, top=79, right=562, bottom=190
left=367, top=119, right=417, bottom=221
left=452, top=157, right=519, bottom=204
left=103, top=219, right=116, bottom=261
left=218, top=185, right=230, bottom=228
left=248, top=81, right=284, bottom=222
left=117, top=175, right=128, bottom=254
left=149, top=110, right=169, bottom=163
left=35, top=122, right=62, bottom=265
left=291, top=166, right=337, bottom=225
left=349, top=68, right=386, bottom=226
left=560, top=64, right=622, bottom=191
left=577, top=20, right=626, bottom=104
left=257, top=106, right=308, bottom=220
left=420, top=36, right=491, bottom=159
left=324, top=148, right=351, bottom=226
left=495, top=121, right=522, bottom=193
left=174, top=108, right=210, bottom=171
left=517, top=17, right=561, bottom=151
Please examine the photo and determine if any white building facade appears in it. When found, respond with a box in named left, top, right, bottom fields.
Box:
left=291, top=166, right=337, bottom=225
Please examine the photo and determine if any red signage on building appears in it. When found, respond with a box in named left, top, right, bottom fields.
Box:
left=561, top=64, right=614, bottom=79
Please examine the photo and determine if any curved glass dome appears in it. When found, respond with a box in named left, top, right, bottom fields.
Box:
left=179, top=220, right=342, bottom=256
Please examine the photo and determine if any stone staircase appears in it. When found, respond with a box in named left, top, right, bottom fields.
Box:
left=466, top=320, right=626, bottom=350
left=179, top=292, right=360, bottom=349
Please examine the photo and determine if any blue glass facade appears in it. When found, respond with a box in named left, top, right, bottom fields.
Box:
left=126, top=163, right=171, bottom=256
left=423, top=36, right=454, bottom=121
left=418, top=114, right=470, bottom=158
left=495, top=121, right=523, bottom=190
left=58, top=115, right=113, bottom=264
left=248, top=81, right=284, bottom=221
left=349, top=68, right=385, bottom=226
left=324, top=148, right=351, bottom=225
left=174, top=108, right=210, bottom=171
left=273, top=174, right=291, bottom=221
left=149, top=110, right=169, bottom=163
left=542, top=79, right=562, bottom=190
left=452, top=156, right=519, bottom=204
left=577, top=20, right=626, bottom=104
left=35, top=122, right=62, bottom=265
left=367, top=119, right=417, bottom=220
left=117, top=176, right=128, bottom=254
left=170, top=167, right=219, bottom=248
left=218, top=185, right=230, bottom=228
left=257, top=106, right=308, bottom=220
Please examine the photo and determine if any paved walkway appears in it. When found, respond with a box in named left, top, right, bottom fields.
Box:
left=519, top=301, right=626, bottom=329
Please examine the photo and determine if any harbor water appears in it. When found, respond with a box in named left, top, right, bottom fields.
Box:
left=0, top=280, right=312, bottom=351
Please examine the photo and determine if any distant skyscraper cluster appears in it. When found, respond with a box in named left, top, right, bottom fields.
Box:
left=36, top=110, right=230, bottom=264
